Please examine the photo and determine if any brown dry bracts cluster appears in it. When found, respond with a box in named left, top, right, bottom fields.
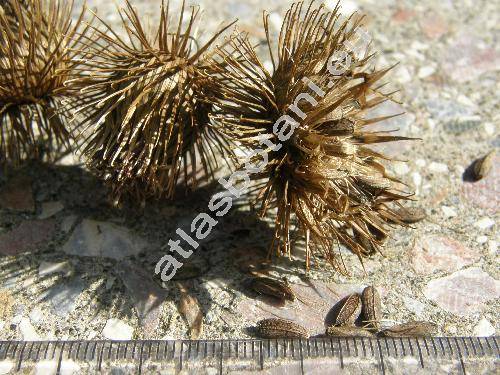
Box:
left=208, top=1, right=415, bottom=273
left=70, top=0, right=236, bottom=204
left=0, top=0, right=97, bottom=165
left=1, top=0, right=420, bottom=275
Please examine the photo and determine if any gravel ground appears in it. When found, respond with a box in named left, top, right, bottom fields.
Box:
left=0, top=0, right=498, bottom=343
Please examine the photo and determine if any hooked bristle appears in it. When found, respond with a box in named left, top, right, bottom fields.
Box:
left=208, top=1, right=414, bottom=274
left=72, top=0, right=237, bottom=204
left=0, top=0, right=96, bottom=165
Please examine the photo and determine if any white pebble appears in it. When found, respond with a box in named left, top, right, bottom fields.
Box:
left=418, top=66, right=436, bottom=78
left=393, top=162, right=410, bottom=175
left=488, top=240, right=498, bottom=254
left=473, top=318, right=495, bottom=337
left=484, top=122, right=495, bottom=136
left=86, top=330, right=98, bottom=340
left=34, top=360, right=57, bottom=375
left=474, top=217, right=495, bottom=230
left=427, top=118, right=436, bottom=130
left=476, top=235, right=488, bottom=244
left=395, top=66, right=412, bottom=83
left=102, top=318, right=134, bottom=340
left=38, top=201, right=64, bottom=220
left=412, top=172, right=422, bottom=186
left=428, top=162, right=449, bottom=173
left=0, top=320, right=4, bottom=331
left=20, top=317, right=41, bottom=341
left=441, top=206, right=457, bottom=218
left=416, top=159, right=426, bottom=167
left=0, top=360, right=14, bottom=375
left=29, top=308, right=44, bottom=324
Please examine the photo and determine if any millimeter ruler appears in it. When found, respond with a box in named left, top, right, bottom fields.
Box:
left=0, top=337, right=498, bottom=374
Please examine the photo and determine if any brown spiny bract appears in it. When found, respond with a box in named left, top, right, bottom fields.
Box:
left=0, top=0, right=95, bottom=165
left=209, top=1, right=413, bottom=273
left=73, top=0, right=235, bottom=204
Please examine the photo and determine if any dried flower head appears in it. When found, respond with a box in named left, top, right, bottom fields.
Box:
left=210, top=1, right=413, bottom=274
left=0, top=0, right=95, bottom=165
left=73, top=0, right=235, bottom=204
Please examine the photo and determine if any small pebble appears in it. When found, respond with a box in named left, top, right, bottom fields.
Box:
left=38, top=201, right=64, bottom=220
left=412, top=172, right=422, bottom=189
left=441, top=206, right=457, bottom=218
left=0, top=360, right=14, bottom=375
left=474, top=217, right=495, bottom=230
left=102, top=318, right=134, bottom=340
left=418, top=66, right=436, bottom=78
left=393, top=162, right=410, bottom=175
left=488, top=241, right=498, bottom=254
left=472, top=318, right=495, bottom=336
left=483, top=123, right=495, bottom=136
left=476, top=235, right=488, bottom=244
left=428, top=162, right=449, bottom=173
left=416, top=159, right=426, bottom=167
left=19, top=317, right=41, bottom=341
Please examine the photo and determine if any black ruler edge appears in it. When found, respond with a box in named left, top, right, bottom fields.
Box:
left=0, top=336, right=498, bottom=369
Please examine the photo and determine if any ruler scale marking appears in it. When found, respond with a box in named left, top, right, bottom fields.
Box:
left=3, top=337, right=499, bottom=372
left=337, top=338, right=344, bottom=369
left=15, top=342, right=26, bottom=371
left=453, top=337, right=467, bottom=375
left=376, top=338, right=386, bottom=375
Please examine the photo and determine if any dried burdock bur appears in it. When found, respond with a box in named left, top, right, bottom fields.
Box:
left=250, top=276, right=295, bottom=302
left=0, top=0, right=97, bottom=165
left=471, top=150, right=496, bottom=181
left=177, top=282, right=203, bottom=339
left=393, top=207, right=427, bottom=224
left=73, top=0, right=236, bottom=204
left=209, top=1, right=413, bottom=273
left=326, top=293, right=362, bottom=327
left=361, top=286, right=381, bottom=331
left=380, top=321, right=438, bottom=337
left=325, top=326, right=375, bottom=338
left=256, top=318, right=309, bottom=339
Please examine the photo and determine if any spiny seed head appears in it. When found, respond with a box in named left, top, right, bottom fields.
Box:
left=73, top=0, right=236, bottom=204
left=209, top=1, right=413, bottom=274
left=0, top=0, right=96, bottom=165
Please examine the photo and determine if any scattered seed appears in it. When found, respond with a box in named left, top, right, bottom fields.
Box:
left=256, top=318, right=308, bottom=339
left=472, top=150, right=495, bottom=181
left=250, top=277, right=295, bottom=302
left=380, top=321, right=438, bottom=337
left=361, top=286, right=381, bottom=331
left=396, top=207, right=427, bottom=224
left=177, top=283, right=204, bottom=339
left=333, top=293, right=362, bottom=326
left=326, top=326, right=375, bottom=338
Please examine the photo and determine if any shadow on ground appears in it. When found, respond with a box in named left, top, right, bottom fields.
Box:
left=0, top=161, right=308, bottom=338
